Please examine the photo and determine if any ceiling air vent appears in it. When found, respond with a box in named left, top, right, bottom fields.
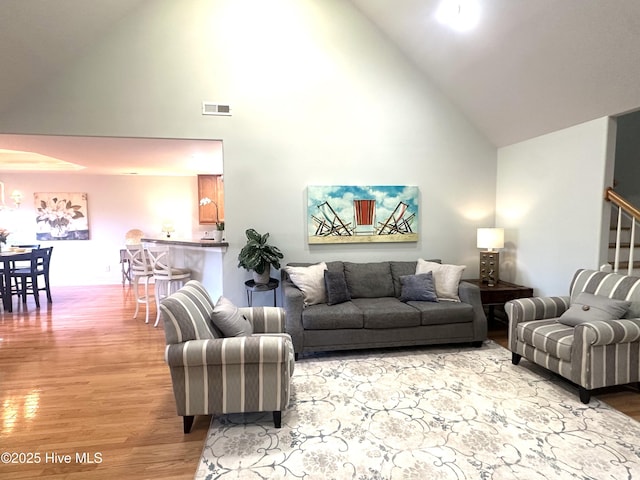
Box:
left=202, top=102, right=232, bottom=116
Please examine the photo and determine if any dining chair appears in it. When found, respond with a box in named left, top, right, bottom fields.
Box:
left=126, top=244, right=154, bottom=324
left=9, top=244, right=41, bottom=270
left=10, top=246, right=53, bottom=308
left=147, top=246, right=191, bottom=327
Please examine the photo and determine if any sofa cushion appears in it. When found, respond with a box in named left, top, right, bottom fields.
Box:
left=558, top=292, right=632, bottom=326
left=302, top=302, right=364, bottom=330
left=284, top=262, right=328, bottom=306
left=416, top=259, right=465, bottom=302
left=390, top=260, right=440, bottom=297
left=517, top=319, right=574, bottom=362
left=351, top=297, right=421, bottom=328
left=408, top=300, right=474, bottom=326
left=211, top=296, right=253, bottom=337
left=344, top=261, right=394, bottom=298
left=399, top=273, right=438, bottom=303
left=324, top=270, right=351, bottom=305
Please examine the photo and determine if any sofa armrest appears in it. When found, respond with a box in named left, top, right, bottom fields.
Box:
left=165, top=335, right=293, bottom=367
left=282, top=279, right=305, bottom=354
left=458, top=281, right=488, bottom=342
left=574, top=318, right=640, bottom=347
left=238, top=306, right=286, bottom=334
left=506, top=296, right=570, bottom=351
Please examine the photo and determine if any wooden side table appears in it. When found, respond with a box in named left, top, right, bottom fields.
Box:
left=465, top=279, right=533, bottom=322
left=245, top=278, right=280, bottom=307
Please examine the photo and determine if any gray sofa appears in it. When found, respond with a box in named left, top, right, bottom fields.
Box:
left=282, top=260, right=487, bottom=356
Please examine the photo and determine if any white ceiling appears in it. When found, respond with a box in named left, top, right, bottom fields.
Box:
left=1, top=0, right=640, bottom=174
left=351, top=0, right=640, bottom=146
left=0, top=134, right=223, bottom=176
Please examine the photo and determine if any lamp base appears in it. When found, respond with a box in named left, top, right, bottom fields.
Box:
left=479, top=251, right=500, bottom=286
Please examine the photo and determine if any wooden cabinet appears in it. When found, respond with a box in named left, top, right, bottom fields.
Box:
left=197, top=174, right=224, bottom=225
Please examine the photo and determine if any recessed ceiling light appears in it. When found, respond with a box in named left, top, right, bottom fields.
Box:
left=436, top=0, right=480, bottom=32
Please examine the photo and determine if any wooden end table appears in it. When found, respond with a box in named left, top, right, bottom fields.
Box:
left=464, top=279, right=533, bottom=322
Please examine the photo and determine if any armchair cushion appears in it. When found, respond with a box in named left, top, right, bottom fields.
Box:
left=239, top=306, right=287, bottom=334
left=558, top=292, right=631, bottom=326
left=211, top=296, right=253, bottom=337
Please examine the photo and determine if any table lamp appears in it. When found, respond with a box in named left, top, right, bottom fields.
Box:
left=162, top=223, right=175, bottom=238
left=477, top=228, right=504, bottom=286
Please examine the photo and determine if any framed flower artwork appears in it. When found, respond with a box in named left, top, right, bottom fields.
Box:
left=35, top=192, right=89, bottom=240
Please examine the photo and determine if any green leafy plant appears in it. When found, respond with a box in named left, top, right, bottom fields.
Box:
left=237, top=228, right=284, bottom=274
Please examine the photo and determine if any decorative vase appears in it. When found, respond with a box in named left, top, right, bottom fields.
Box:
left=253, top=269, right=270, bottom=285
left=51, top=224, right=70, bottom=238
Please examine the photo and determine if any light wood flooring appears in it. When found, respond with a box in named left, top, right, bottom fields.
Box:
left=1, top=285, right=639, bottom=479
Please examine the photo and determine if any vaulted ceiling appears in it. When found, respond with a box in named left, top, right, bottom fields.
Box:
left=1, top=0, right=639, bottom=174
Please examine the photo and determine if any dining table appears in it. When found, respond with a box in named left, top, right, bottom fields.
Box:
left=0, top=249, right=32, bottom=312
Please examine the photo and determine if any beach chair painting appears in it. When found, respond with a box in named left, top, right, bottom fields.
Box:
left=312, top=201, right=353, bottom=237
left=354, top=199, right=376, bottom=235
left=377, top=201, right=416, bottom=235
left=308, top=185, right=419, bottom=244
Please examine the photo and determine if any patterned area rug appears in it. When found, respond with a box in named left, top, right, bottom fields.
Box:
left=195, top=341, right=640, bottom=479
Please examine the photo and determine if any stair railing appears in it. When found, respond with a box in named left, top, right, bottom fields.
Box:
left=605, top=187, right=640, bottom=275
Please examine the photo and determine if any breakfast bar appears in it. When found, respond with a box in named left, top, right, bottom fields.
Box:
left=140, top=237, right=227, bottom=301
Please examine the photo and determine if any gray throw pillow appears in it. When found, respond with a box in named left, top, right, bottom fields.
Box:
left=558, top=292, right=631, bottom=326
left=211, top=296, right=253, bottom=337
left=324, top=270, right=351, bottom=305
left=399, top=272, right=438, bottom=303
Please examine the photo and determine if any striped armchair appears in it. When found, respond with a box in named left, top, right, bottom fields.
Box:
left=506, top=269, right=640, bottom=403
left=160, top=280, right=294, bottom=433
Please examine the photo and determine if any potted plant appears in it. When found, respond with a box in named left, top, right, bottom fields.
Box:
left=200, top=197, right=225, bottom=241
left=237, top=228, right=284, bottom=284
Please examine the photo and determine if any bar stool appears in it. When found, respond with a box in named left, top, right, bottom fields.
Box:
left=126, top=244, right=154, bottom=324
left=147, top=246, right=191, bottom=327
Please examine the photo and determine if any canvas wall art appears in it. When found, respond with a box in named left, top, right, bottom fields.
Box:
left=35, top=192, right=89, bottom=241
left=307, top=185, right=419, bottom=244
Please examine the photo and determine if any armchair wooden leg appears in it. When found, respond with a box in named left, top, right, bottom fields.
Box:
left=579, top=387, right=591, bottom=404
left=273, top=411, right=282, bottom=428
left=183, top=415, right=195, bottom=434
left=511, top=353, right=521, bottom=365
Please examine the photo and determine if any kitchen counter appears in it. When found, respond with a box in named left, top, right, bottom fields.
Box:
left=141, top=237, right=227, bottom=300
left=141, top=237, right=228, bottom=248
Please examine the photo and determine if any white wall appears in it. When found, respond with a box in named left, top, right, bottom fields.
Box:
left=0, top=173, right=197, bottom=286
left=0, top=0, right=497, bottom=305
left=496, top=117, right=615, bottom=296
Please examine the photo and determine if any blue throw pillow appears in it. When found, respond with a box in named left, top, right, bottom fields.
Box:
left=399, top=272, right=438, bottom=303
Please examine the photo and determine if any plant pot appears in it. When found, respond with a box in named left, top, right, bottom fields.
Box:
left=212, top=230, right=223, bottom=242
left=252, top=270, right=270, bottom=285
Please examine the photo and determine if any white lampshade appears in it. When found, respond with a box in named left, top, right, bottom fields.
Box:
left=477, top=228, right=504, bottom=251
